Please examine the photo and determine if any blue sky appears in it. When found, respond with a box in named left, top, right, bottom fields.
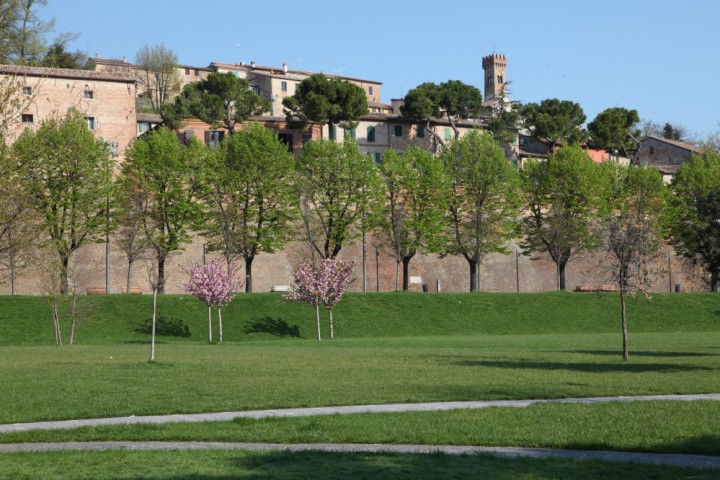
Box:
left=44, top=0, right=720, bottom=139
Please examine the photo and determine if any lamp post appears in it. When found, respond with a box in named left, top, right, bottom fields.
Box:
left=515, top=250, right=521, bottom=293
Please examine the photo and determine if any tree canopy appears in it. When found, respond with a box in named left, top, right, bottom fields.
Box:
left=164, top=72, right=269, bottom=134
left=519, top=144, right=603, bottom=290
left=401, top=80, right=484, bottom=147
left=667, top=151, right=720, bottom=291
left=441, top=130, right=521, bottom=292
left=521, top=98, right=586, bottom=148
left=282, top=73, right=368, bottom=129
left=587, top=107, right=641, bottom=157
left=135, top=43, right=181, bottom=114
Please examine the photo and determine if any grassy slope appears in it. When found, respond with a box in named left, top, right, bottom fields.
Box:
left=1, top=291, right=719, bottom=345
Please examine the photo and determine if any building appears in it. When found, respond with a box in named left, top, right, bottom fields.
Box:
left=633, top=136, right=705, bottom=182
left=0, top=64, right=138, bottom=162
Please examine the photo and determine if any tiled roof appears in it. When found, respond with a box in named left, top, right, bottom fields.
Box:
left=642, top=136, right=705, bottom=154
left=0, top=64, right=136, bottom=83
left=137, top=113, right=162, bottom=123
left=209, top=62, right=382, bottom=85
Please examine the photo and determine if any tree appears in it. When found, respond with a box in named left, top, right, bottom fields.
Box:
left=203, top=123, right=297, bottom=292
left=12, top=108, right=115, bottom=293
left=521, top=98, right=586, bottom=149
left=667, top=151, right=720, bottom=291
left=165, top=72, right=269, bottom=135
left=187, top=258, right=241, bottom=343
left=40, top=34, right=85, bottom=69
left=282, top=73, right=368, bottom=130
left=587, top=107, right=641, bottom=157
left=441, top=130, right=522, bottom=292
left=662, top=122, right=686, bottom=141
left=296, top=139, right=381, bottom=260
left=0, top=73, right=37, bottom=139
left=519, top=145, right=603, bottom=291
left=600, top=163, right=666, bottom=360
left=120, top=127, right=207, bottom=293
left=135, top=43, right=181, bottom=114
left=401, top=80, right=484, bottom=148
left=285, top=259, right=354, bottom=340
left=486, top=86, right=522, bottom=146
left=0, top=0, right=54, bottom=65
left=376, top=147, right=448, bottom=290
left=114, top=177, right=153, bottom=294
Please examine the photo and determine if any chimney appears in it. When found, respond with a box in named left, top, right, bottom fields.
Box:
left=250, top=60, right=256, bottom=68
left=123, top=56, right=127, bottom=63
left=283, top=62, right=288, bottom=73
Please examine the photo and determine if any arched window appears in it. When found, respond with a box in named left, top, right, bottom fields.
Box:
left=498, top=74, right=504, bottom=84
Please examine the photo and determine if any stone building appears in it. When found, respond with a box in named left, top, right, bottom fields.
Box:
left=633, top=136, right=705, bottom=182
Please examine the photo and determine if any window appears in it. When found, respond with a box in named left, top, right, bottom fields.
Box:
left=21, top=114, right=33, bottom=125
left=278, top=133, right=293, bottom=153
left=416, top=126, right=424, bottom=138
left=367, top=126, right=376, bottom=142
left=194, top=69, right=199, bottom=76
left=85, top=117, right=96, bottom=130
left=344, top=128, right=356, bottom=140
left=394, top=125, right=403, bottom=137
left=185, top=68, right=190, bottom=75
left=497, top=74, right=503, bottom=84
left=487, top=76, right=493, bottom=85
left=251, top=85, right=260, bottom=95
left=444, top=128, right=452, bottom=140
left=373, top=152, right=382, bottom=164
left=330, top=124, right=337, bottom=141
left=368, top=86, right=373, bottom=96
left=84, top=90, right=94, bottom=99
left=180, top=130, right=194, bottom=144
left=22, top=86, right=31, bottom=96
left=137, top=122, right=151, bottom=134
left=205, top=130, right=224, bottom=149
left=649, top=146, right=655, bottom=155
left=281, top=81, right=287, bottom=92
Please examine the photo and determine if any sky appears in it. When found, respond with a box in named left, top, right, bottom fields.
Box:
left=43, top=0, right=720, bottom=139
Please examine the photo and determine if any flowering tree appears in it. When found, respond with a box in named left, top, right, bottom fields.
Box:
left=285, top=259, right=354, bottom=340
left=186, top=259, right=241, bottom=343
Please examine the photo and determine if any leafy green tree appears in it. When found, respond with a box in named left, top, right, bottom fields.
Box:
left=12, top=108, right=115, bottom=293
left=519, top=145, right=603, bottom=291
left=282, top=73, right=368, bottom=131
left=377, top=147, right=448, bottom=290
left=486, top=89, right=522, bottom=146
left=401, top=80, right=484, bottom=147
left=135, top=43, right=181, bottom=114
left=441, top=130, right=521, bottom=292
left=119, top=127, right=207, bottom=293
left=164, top=72, right=269, bottom=134
left=667, top=151, right=720, bottom=291
left=40, top=37, right=85, bottom=69
left=600, top=163, right=666, bottom=360
left=203, top=123, right=298, bottom=292
left=662, top=122, right=685, bottom=141
left=296, top=139, right=381, bottom=260
left=521, top=98, right=586, bottom=149
left=587, top=107, right=641, bottom=157
left=0, top=0, right=54, bottom=65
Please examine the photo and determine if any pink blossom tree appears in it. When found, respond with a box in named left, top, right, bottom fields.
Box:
left=186, top=259, right=241, bottom=343
left=285, top=259, right=354, bottom=340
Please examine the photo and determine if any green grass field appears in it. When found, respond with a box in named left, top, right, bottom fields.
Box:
left=1, top=292, right=719, bottom=478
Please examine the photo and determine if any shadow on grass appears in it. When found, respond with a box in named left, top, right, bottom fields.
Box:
left=123, top=340, right=169, bottom=345
left=449, top=359, right=714, bottom=373
left=244, top=317, right=301, bottom=338
left=105, top=450, right=718, bottom=480
left=566, top=350, right=717, bottom=358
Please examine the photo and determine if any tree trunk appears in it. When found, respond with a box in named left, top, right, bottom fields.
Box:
left=69, top=290, right=77, bottom=346
left=150, top=288, right=157, bottom=362
left=60, top=254, right=69, bottom=295
left=469, top=260, right=478, bottom=292
left=218, top=307, right=223, bottom=343
left=245, top=255, right=254, bottom=293
left=329, top=309, right=334, bottom=339
left=207, top=305, right=213, bottom=343
left=315, top=304, right=321, bottom=341
left=126, top=260, right=134, bottom=295
left=621, top=290, right=629, bottom=361
left=395, top=260, right=400, bottom=291
left=711, top=268, right=719, bottom=292
left=401, top=255, right=414, bottom=291
left=157, top=256, right=166, bottom=294
left=558, top=260, right=568, bottom=291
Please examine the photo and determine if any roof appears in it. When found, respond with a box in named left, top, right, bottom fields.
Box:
left=210, top=61, right=382, bottom=85
left=0, top=64, right=136, bottom=83
left=137, top=113, right=162, bottom=123
left=641, top=136, right=705, bottom=155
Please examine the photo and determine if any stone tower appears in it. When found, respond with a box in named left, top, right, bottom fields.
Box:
left=482, top=53, right=507, bottom=102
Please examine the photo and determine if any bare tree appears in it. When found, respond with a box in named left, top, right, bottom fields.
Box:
left=135, top=43, right=181, bottom=114
left=600, top=162, right=667, bottom=360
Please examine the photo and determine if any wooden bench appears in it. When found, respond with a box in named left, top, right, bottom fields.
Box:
left=575, top=285, right=594, bottom=292
left=271, top=285, right=290, bottom=292
left=122, top=287, right=142, bottom=294
left=597, top=284, right=619, bottom=292
left=86, top=287, right=106, bottom=295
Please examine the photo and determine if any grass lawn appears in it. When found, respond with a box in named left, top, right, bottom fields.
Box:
left=0, top=292, right=719, bottom=477
left=3, top=449, right=718, bottom=480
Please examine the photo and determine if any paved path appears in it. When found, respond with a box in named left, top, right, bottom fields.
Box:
left=2, top=393, right=719, bottom=434
left=1, top=441, right=719, bottom=470
left=3, top=394, right=720, bottom=471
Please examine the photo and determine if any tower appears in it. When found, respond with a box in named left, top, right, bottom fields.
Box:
left=482, top=53, right=507, bottom=102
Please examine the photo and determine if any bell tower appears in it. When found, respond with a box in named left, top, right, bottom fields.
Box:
left=482, top=53, right=507, bottom=102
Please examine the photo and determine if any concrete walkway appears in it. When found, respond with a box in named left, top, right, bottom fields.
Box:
left=3, top=394, right=720, bottom=470
left=2, top=393, right=720, bottom=434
